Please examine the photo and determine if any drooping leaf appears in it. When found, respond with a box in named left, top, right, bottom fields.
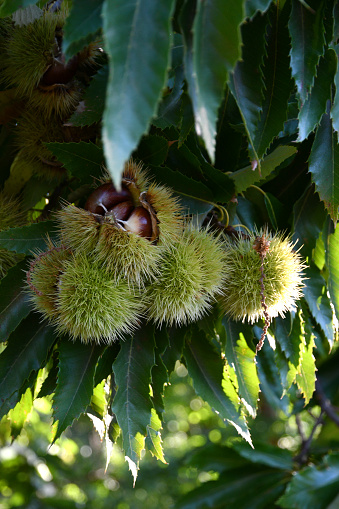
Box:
left=253, top=1, right=293, bottom=158
left=134, top=135, right=169, bottom=166
left=302, top=265, right=334, bottom=346
left=292, top=184, right=327, bottom=258
left=62, top=0, right=103, bottom=60
left=175, top=466, right=287, bottom=509
left=288, top=0, right=325, bottom=106
left=223, top=319, right=260, bottom=418
left=183, top=325, right=252, bottom=445
left=278, top=453, right=339, bottom=509
left=111, top=326, right=155, bottom=484
left=326, top=220, right=339, bottom=322
left=146, top=408, right=167, bottom=464
left=0, top=0, right=38, bottom=16
left=308, top=112, right=339, bottom=224
left=0, top=259, right=31, bottom=342
left=0, top=314, right=55, bottom=410
left=231, top=145, right=297, bottom=194
left=331, top=45, right=339, bottom=134
left=151, top=328, right=169, bottom=415
left=229, top=10, right=267, bottom=165
left=233, top=441, right=294, bottom=470
left=8, top=387, right=33, bottom=441
left=187, top=0, right=246, bottom=162
left=298, top=49, right=337, bottom=142
left=0, top=221, right=56, bottom=254
left=46, top=142, right=104, bottom=183
left=102, top=0, right=175, bottom=187
left=69, top=65, right=108, bottom=127
left=94, top=343, right=120, bottom=387
left=52, top=340, right=104, bottom=442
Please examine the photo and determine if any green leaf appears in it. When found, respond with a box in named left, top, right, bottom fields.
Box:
left=292, top=184, right=327, bottom=259
left=326, top=221, right=339, bottom=321
left=298, top=49, right=337, bottom=142
left=274, top=312, right=303, bottom=368
left=102, top=0, right=175, bottom=187
left=288, top=0, right=325, bottom=106
left=8, top=387, right=33, bottom=441
left=309, top=111, right=339, bottom=223
left=0, top=0, right=38, bottom=16
left=183, top=325, right=252, bottom=446
left=188, top=0, right=246, bottom=162
left=295, top=314, right=316, bottom=404
left=229, top=10, right=267, bottom=166
left=278, top=453, right=339, bottom=509
left=302, top=266, right=334, bottom=345
left=253, top=2, right=293, bottom=158
left=231, top=145, right=297, bottom=194
left=223, top=319, right=260, bottom=418
left=175, top=466, right=287, bottom=509
left=0, top=259, right=31, bottom=342
left=0, top=221, right=56, bottom=254
left=0, top=314, right=55, bottom=409
left=134, top=135, right=169, bottom=166
left=255, top=337, right=290, bottom=414
left=233, top=441, right=294, bottom=470
left=46, top=142, right=104, bottom=183
left=62, top=0, right=103, bottom=60
left=331, top=45, right=339, bottom=134
left=151, top=328, right=169, bottom=415
left=69, top=65, right=108, bottom=127
left=53, top=340, right=104, bottom=442
left=245, top=0, right=272, bottom=18
left=112, top=326, right=155, bottom=484
left=148, top=165, right=214, bottom=203
left=146, top=408, right=167, bottom=464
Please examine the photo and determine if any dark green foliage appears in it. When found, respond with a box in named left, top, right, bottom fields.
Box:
left=1, top=1, right=339, bottom=506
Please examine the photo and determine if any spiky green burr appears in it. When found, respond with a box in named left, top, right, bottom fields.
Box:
left=220, top=229, right=306, bottom=323
left=55, top=254, right=146, bottom=343
left=146, top=226, right=225, bottom=326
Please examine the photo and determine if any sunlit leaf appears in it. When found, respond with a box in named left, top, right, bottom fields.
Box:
left=146, top=408, right=167, bottom=464
left=102, top=0, right=175, bottom=187
left=53, top=341, right=104, bottom=442
left=112, top=326, right=155, bottom=484
left=295, top=307, right=316, bottom=404
left=184, top=325, right=252, bottom=446
left=274, top=312, right=303, bottom=368
left=308, top=112, right=339, bottom=224
left=8, top=387, right=33, bottom=440
left=326, top=221, right=339, bottom=322
left=223, top=319, right=260, bottom=418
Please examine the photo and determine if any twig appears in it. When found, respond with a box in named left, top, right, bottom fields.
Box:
left=315, top=379, right=339, bottom=426
left=253, top=234, right=271, bottom=353
left=294, top=411, right=324, bottom=466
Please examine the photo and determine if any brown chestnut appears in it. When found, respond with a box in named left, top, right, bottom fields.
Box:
left=40, top=54, right=80, bottom=86
left=121, top=206, right=152, bottom=238
left=108, top=200, right=134, bottom=221
left=85, top=183, right=132, bottom=215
